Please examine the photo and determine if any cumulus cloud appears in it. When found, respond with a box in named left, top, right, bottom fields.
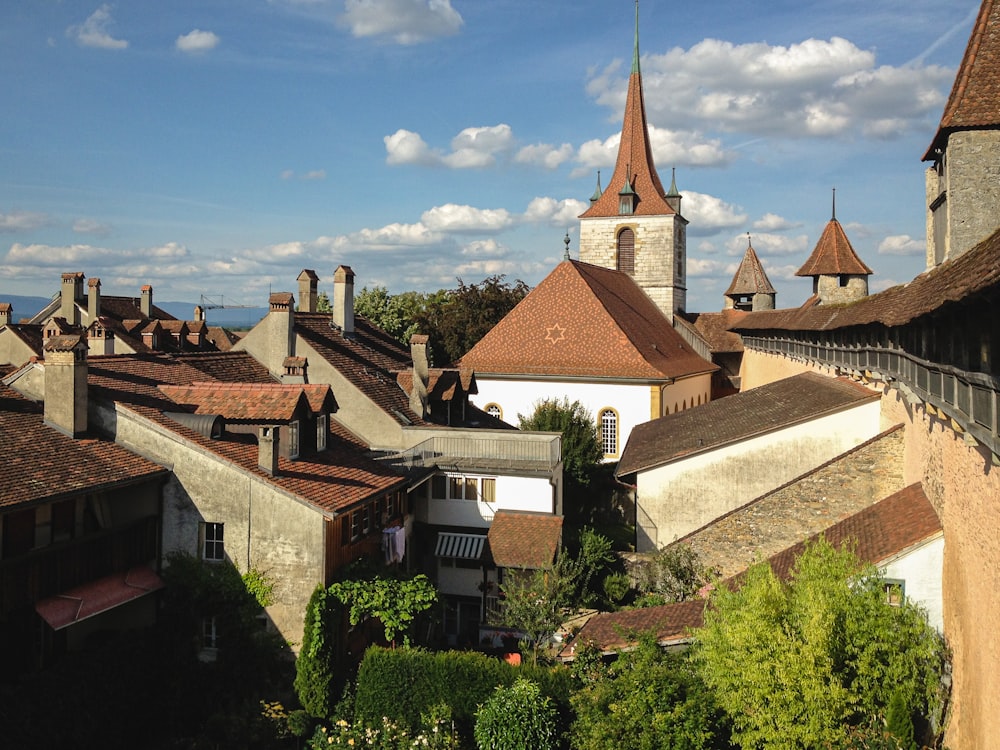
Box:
left=460, top=239, right=509, bottom=258
left=574, top=124, right=732, bottom=175
left=385, top=129, right=440, bottom=165
left=589, top=36, right=953, bottom=140
left=877, top=234, right=924, bottom=256
left=515, top=143, right=574, bottom=170
left=0, top=210, right=50, bottom=233
left=340, top=0, right=462, bottom=44
left=687, top=257, right=735, bottom=277
left=421, top=204, right=513, bottom=233
left=726, top=231, right=809, bottom=256
left=752, top=213, right=800, bottom=231
left=176, top=29, right=220, bottom=53
left=522, top=197, right=588, bottom=227
left=682, top=191, right=748, bottom=236
left=5, top=241, right=189, bottom=267
left=442, top=124, right=514, bottom=168
left=67, top=5, right=128, bottom=50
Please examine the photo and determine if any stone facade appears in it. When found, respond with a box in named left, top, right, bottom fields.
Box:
left=812, top=273, right=869, bottom=305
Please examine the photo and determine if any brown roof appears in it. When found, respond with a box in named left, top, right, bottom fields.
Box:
left=173, top=351, right=276, bottom=383
left=95, top=295, right=177, bottom=322
left=735, top=226, right=1000, bottom=332
left=682, top=310, right=746, bottom=354
left=617, top=372, right=878, bottom=476
left=487, top=510, right=563, bottom=569
left=564, top=599, right=707, bottom=657
left=460, top=260, right=716, bottom=380
left=726, top=243, right=776, bottom=295
left=924, top=0, right=1000, bottom=159
left=580, top=27, right=673, bottom=219
left=0, top=382, right=168, bottom=511
left=158, top=382, right=335, bottom=421
left=796, top=219, right=872, bottom=277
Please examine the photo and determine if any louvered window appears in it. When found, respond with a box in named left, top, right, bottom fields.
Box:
left=617, top=228, right=635, bottom=274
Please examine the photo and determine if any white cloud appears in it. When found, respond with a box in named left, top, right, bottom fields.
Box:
left=421, top=204, right=513, bottom=233
left=682, top=191, right=748, bottom=235
left=687, top=257, right=735, bottom=277
left=877, top=234, right=925, bottom=256
left=73, top=218, right=112, bottom=235
left=442, top=124, right=514, bottom=168
left=340, top=0, right=462, bottom=45
left=67, top=5, right=128, bottom=50
left=752, top=213, right=800, bottom=231
left=384, top=129, right=439, bottom=165
left=522, top=197, right=588, bottom=227
left=589, top=36, right=952, bottom=140
left=176, top=29, right=220, bottom=54
left=0, top=210, right=50, bottom=233
left=515, top=143, right=574, bottom=170
left=5, top=241, right=189, bottom=266
left=726, top=232, right=809, bottom=256
left=460, top=239, right=509, bottom=258
left=573, top=125, right=731, bottom=175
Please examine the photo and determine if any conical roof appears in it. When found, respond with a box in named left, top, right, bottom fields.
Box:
left=725, top=242, right=776, bottom=296
left=580, top=6, right=673, bottom=219
left=924, top=0, right=1000, bottom=159
left=796, top=219, right=873, bottom=277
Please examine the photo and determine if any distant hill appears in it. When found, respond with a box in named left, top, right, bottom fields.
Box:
left=0, top=292, right=266, bottom=329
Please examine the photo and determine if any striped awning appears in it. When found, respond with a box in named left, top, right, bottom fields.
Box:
left=435, top=532, right=486, bottom=560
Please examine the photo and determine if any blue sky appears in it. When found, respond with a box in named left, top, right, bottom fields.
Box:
left=0, top=0, right=981, bottom=313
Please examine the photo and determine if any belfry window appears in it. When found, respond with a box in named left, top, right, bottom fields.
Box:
left=617, top=228, right=635, bottom=275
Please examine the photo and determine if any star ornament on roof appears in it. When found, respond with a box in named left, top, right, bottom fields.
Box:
left=545, top=323, right=566, bottom=344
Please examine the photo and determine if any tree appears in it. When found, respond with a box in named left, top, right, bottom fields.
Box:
left=518, top=398, right=603, bottom=488
left=633, top=543, right=711, bottom=606
left=328, top=574, right=438, bottom=647
left=355, top=285, right=419, bottom=343
left=295, top=585, right=342, bottom=720
left=474, top=678, right=559, bottom=750
left=694, top=538, right=949, bottom=750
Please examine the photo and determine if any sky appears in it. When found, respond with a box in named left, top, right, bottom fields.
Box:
left=0, top=0, right=982, bottom=314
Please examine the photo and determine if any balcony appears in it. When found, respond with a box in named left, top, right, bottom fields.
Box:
left=378, top=432, right=562, bottom=475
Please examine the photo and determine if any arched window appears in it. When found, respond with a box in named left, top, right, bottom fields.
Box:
left=484, top=403, right=502, bottom=420
left=617, top=228, right=635, bottom=275
left=599, top=408, right=618, bottom=457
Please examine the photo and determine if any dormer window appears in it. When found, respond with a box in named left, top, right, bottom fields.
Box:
left=316, top=414, right=327, bottom=451
left=618, top=167, right=636, bottom=216
left=288, top=420, right=300, bottom=459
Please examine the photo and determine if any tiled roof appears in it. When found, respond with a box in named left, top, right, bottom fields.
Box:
left=617, top=372, right=878, bottom=476
left=925, top=0, right=1000, bottom=158
left=86, top=355, right=407, bottom=515
left=563, top=599, right=707, bottom=656
left=205, top=326, right=241, bottom=351
left=735, top=226, right=1000, bottom=332
left=173, top=351, right=276, bottom=383
left=795, top=219, right=872, bottom=277
left=460, top=261, right=716, bottom=380
left=0, top=382, right=168, bottom=510
left=487, top=510, right=563, bottom=569
left=682, top=310, right=746, bottom=354
left=158, top=382, right=335, bottom=421
left=96, top=295, right=177, bottom=322
left=396, top=369, right=469, bottom=402
left=726, top=243, right=776, bottom=295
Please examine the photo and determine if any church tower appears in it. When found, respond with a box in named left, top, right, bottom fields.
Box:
left=578, top=2, right=687, bottom=321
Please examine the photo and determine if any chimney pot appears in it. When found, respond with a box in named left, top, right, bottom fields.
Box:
left=43, top=333, right=88, bottom=437
left=297, top=269, right=319, bottom=314
left=140, top=285, right=153, bottom=318
left=0, top=302, right=11, bottom=327
left=332, top=265, right=355, bottom=336
left=409, top=334, right=429, bottom=419
left=258, top=425, right=280, bottom=476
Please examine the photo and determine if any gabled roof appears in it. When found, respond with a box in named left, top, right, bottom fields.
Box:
left=579, top=7, right=673, bottom=219
left=795, top=218, right=872, bottom=277
left=487, top=510, right=563, bottom=569
left=726, top=242, right=776, bottom=296
left=158, top=382, right=336, bottom=421
left=617, top=372, right=878, bottom=476
left=680, top=310, right=746, bottom=354
left=924, top=0, right=1000, bottom=159
left=460, top=260, right=716, bottom=380
left=0, top=382, right=168, bottom=511
left=735, top=225, right=1000, bottom=333
left=172, top=351, right=275, bottom=383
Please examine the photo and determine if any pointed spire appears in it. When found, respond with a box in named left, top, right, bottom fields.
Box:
left=666, top=166, right=682, bottom=213
left=831, top=187, right=837, bottom=221
left=590, top=170, right=603, bottom=204
left=725, top=236, right=776, bottom=298
left=632, top=0, right=641, bottom=75
left=563, top=231, right=571, bottom=261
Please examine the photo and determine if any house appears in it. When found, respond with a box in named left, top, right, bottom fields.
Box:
left=0, top=337, right=169, bottom=673
left=616, top=371, right=883, bottom=550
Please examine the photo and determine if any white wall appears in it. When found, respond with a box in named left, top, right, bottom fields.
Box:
left=421, top=472, right=554, bottom=528
left=882, top=535, right=944, bottom=632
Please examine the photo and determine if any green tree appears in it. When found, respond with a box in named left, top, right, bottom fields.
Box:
left=328, top=574, right=438, bottom=647
left=633, top=543, right=711, bottom=606
left=355, top=285, right=420, bottom=343
left=518, top=397, right=603, bottom=488
left=694, top=538, right=948, bottom=750
left=316, top=290, right=332, bottom=313
left=295, top=585, right=342, bottom=720
left=570, top=635, right=731, bottom=750
left=474, top=678, right=559, bottom=750
left=493, top=563, right=573, bottom=665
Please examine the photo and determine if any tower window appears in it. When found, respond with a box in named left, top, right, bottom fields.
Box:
left=617, top=228, right=635, bottom=275
left=599, top=408, right=619, bottom=457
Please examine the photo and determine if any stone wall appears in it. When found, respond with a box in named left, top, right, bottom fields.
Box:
left=935, top=130, right=1000, bottom=263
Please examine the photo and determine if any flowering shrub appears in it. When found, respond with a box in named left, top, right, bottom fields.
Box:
left=307, top=708, right=460, bottom=750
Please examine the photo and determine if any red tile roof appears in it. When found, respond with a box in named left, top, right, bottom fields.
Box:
left=796, top=219, right=872, bottom=277
left=925, top=0, right=1000, bottom=158
left=682, top=310, right=746, bottom=354
left=158, top=382, right=335, bottom=421
left=0, top=382, right=168, bottom=511
left=487, top=511, right=563, bottom=569
left=617, top=372, right=878, bottom=476
left=460, top=260, right=716, bottom=380
left=172, top=351, right=275, bottom=383
left=726, top=243, right=776, bottom=296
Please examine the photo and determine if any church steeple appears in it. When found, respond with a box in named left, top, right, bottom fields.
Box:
left=725, top=234, right=776, bottom=311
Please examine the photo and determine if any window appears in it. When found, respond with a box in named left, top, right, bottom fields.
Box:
left=288, top=420, right=300, bottom=459
left=884, top=579, right=905, bottom=606
left=617, top=228, right=635, bottom=274
left=202, top=617, right=219, bottom=650
left=350, top=510, right=361, bottom=541
left=449, top=476, right=478, bottom=500
left=203, top=522, right=224, bottom=561
left=362, top=505, right=371, bottom=535
left=484, top=403, right=502, bottom=420
left=481, top=478, right=496, bottom=503
left=599, top=408, right=618, bottom=457
left=431, top=474, right=492, bottom=501
left=316, top=414, right=327, bottom=451
left=839, top=275, right=849, bottom=288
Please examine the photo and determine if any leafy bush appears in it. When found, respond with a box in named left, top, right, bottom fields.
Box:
left=474, top=678, right=559, bottom=750
left=294, top=585, right=342, bottom=720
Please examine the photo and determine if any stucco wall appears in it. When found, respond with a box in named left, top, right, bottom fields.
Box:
left=420, top=473, right=555, bottom=528
left=635, top=399, right=883, bottom=550
left=881, top=535, right=944, bottom=633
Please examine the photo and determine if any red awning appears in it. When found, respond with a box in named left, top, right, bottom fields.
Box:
left=35, top=565, right=165, bottom=630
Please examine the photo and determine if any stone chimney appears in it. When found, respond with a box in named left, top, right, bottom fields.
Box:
left=332, top=265, right=355, bottom=336
left=267, top=292, right=296, bottom=376
left=409, top=334, right=429, bottom=419
left=258, top=425, right=280, bottom=476
left=140, top=285, right=153, bottom=318
left=193, top=305, right=204, bottom=322
left=297, top=269, right=319, bottom=314
left=43, top=333, right=88, bottom=437
left=87, top=277, right=101, bottom=322
left=61, top=272, right=83, bottom=325
left=0, top=303, right=11, bottom=327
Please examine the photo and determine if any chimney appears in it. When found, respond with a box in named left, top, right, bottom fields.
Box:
left=332, top=265, right=355, bottom=336
left=0, top=303, right=11, bottom=327
left=140, top=285, right=153, bottom=318
left=258, top=425, right=280, bottom=476
left=193, top=305, right=204, bottom=322
left=409, top=334, right=429, bottom=419
left=60, top=272, right=83, bottom=325
left=297, top=269, right=319, bottom=314
left=267, top=292, right=296, bottom=375
left=43, top=333, right=88, bottom=437
left=87, top=277, right=101, bottom=322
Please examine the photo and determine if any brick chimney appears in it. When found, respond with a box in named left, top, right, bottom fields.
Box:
left=258, top=425, right=280, bottom=476
left=140, top=285, right=153, bottom=318
left=297, top=269, right=319, bottom=314
left=0, top=302, right=11, bottom=327
left=60, top=272, right=83, bottom=325
left=87, top=277, right=101, bottom=322
left=43, top=333, right=88, bottom=437
left=332, top=265, right=355, bottom=336
left=409, top=334, right=429, bottom=419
